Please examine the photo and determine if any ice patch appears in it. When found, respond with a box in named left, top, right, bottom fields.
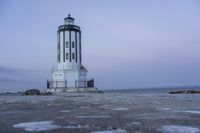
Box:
left=100, top=105, right=111, bottom=109
left=80, top=106, right=89, bottom=109
left=63, top=121, right=88, bottom=128
left=159, top=108, right=171, bottom=111
left=112, top=108, right=128, bottom=111
left=0, top=107, right=7, bottom=110
left=53, top=103, right=63, bottom=106
left=64, top=125, right=83, bottom=128
left=6, top=100, right=17, bottom=103
left=184, top=111, right=200, bottom=114
left=13, top=121, right=61, bottom=131
left=56, top=116, right=65, bottom=119
left=158, top=125, right=200, bottom=133
left=60, top=110, right=70, bottom=113
left=101, top=105, right=110, bottom=107
left=14, top=120, right=88, bottom=131
left=76, top=115, right=111, bottom=118
left=126, top=122, right=140, bottom=126
left=153, top=101, right=160, bottom=104
left=175, top=110, right=200, bottom=114
left=47, top=103, right=52, bottom=106
left=91, top=129, right=129, bottom=133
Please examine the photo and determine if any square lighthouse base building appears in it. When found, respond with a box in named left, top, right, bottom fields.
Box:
left=52, top=65, right=89, bottom=89
left=46, top=14, right=97, bottom=93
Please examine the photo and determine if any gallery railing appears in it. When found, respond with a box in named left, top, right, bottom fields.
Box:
left=47, top=81, right=67, bottom=89
left=47, top=79, right=94, bottom=89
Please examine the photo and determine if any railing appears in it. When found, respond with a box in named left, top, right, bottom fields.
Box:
left=47, top=79, right=94, bottom=89
left=75, top=81, right=87, bottom=88
left=58, top=25, right=80, bottom=30
left=47, top=81, right=67, bottom=89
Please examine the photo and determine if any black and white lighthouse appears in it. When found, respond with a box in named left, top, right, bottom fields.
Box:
left=47, top=14, right=96, bottom=92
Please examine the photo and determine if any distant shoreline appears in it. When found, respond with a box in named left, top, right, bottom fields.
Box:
left=1, top=87, right=200, bottom=96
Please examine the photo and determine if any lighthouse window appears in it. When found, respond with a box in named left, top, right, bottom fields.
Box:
left=72, top=53, right=75, bottom=59
left=72, top=41, right=75, bottom=48
left=66, top=53, right=69, bottom=59
left=66, top=41, right=68, bottom=48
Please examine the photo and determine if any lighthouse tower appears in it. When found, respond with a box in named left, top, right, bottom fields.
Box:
left=47, top=14, right=96, bottom=92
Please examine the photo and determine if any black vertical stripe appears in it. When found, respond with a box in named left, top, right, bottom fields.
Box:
left=69, top=31, right=71, bottom=62
left=75, top=32, right=77, bottom=62
left=79, top=31, right=82, bottom=63
left=58, top=31, right=60, bottom=63
left=63, top=31, right=65, bottom=62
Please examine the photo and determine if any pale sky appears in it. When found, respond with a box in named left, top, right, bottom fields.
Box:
left=0, top=0, right=200, bottom=91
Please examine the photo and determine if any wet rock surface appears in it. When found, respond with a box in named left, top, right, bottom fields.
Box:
left=0, top=93, right=200, bottom=133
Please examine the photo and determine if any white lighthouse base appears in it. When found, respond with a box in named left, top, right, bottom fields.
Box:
left=46, top=87, right=98, bottom=93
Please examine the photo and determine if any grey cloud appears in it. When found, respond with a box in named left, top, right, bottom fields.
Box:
left=0, top=66, right=38, bottom=83
left=0, top=77, right=22, bottom=83
left=0, top=66, right=19, bottom=74
left=0, top=66, right=37, bottom=74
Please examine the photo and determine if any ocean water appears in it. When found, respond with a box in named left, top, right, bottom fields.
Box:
left=1, top=86, right=200, bottom=95
left=103, top=87, right=200, bottom=94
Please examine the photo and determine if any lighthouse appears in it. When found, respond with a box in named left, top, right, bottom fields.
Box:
left=47, top=14, right=96, bottom=92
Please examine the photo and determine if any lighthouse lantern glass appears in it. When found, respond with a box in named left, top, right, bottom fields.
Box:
left=65, top=19, right=74, bottom=25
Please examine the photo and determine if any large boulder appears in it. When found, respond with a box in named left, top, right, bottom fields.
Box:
left=169, top=90, right=200, bottom=94
left=169, top=90, right=186, bottom=94
left=24, top=89, right=40, bottom=95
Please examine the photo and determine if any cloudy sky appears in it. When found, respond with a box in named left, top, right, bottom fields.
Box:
left=0, top=0, right=200, bottom=91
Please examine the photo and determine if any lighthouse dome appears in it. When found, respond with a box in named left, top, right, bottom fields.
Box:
left=64, top=14, right=74, bottom=25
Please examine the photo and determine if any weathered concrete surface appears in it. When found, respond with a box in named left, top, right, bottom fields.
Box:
left=0, top=93, right=200, bottom=133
